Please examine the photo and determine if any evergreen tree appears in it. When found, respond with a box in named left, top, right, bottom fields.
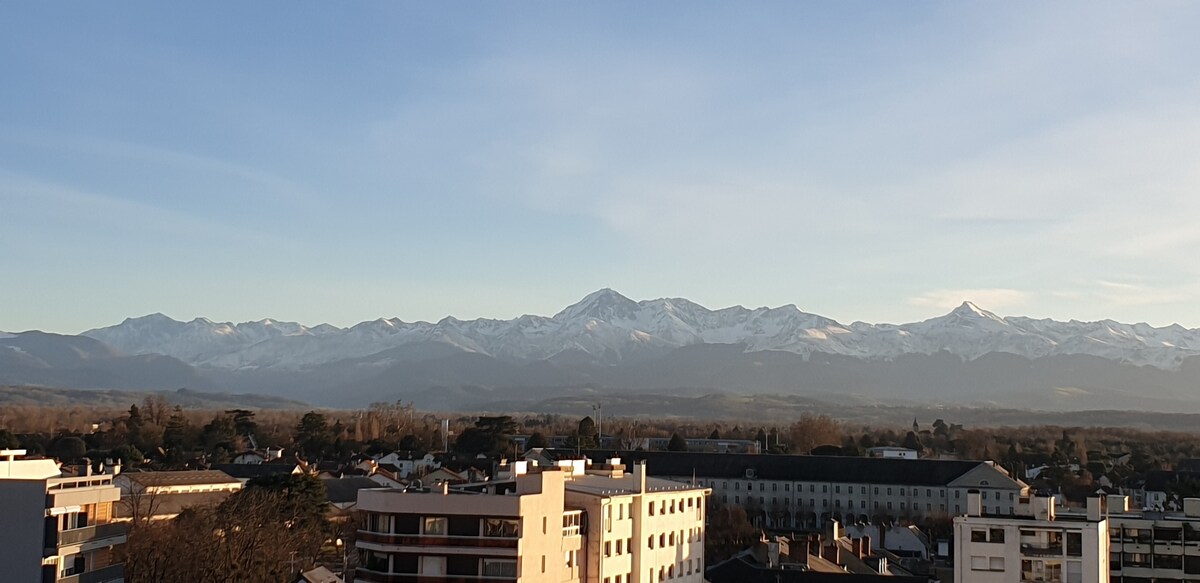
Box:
left=293, top=412, right=333, bottom=459
left=667, top=433, right=689, bottom=452
left=162, top=407, right=189, bottom=458
left=526, top=432, right=549, bottom=449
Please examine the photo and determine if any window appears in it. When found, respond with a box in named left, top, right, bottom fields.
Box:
left=420, top=556, right=447, bottom=576
left=990, top=528, right=1005, bottom=543
left=422, top=517, right=447, bottom=535
left=1066, top=532, right=1082, bottom=557
left=649, top=535, right=655, bottom=549
left=605, top=541, right=612, bottom=557
left=483, top=559, right=517, bottom=577
left=484, top=518, right=517, bottom=537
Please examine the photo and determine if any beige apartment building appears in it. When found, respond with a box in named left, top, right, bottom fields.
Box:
left=0, top=450, right=127, bottom=583
left=954, top=491, right=1109, bottom=583
left=354, top=458, right=708, bottom=583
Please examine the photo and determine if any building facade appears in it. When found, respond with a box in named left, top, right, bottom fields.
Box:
left=0, top=450, right=127, bottom=583
left=1063, top=495, right=1200, bottom=583
left=354, top=458, right=708, bottom=583
left=540, top=450, right=1026, bottom=528
left=953, top=491, right=1109, bottom=583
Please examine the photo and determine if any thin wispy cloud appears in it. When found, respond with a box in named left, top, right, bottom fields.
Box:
left=907, top=289, right=1031, bottom=312
left=3, top=2, right=1200, bottom=332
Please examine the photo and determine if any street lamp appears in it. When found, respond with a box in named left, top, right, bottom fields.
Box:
left=335, top=537, right=347, bottom=577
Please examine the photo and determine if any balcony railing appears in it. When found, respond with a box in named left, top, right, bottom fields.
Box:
left=55, top=563, right=124, bottom=583
left=55, top=523, right=128, bottom=547
left=1020, top=543, right=1063, bottom=557
left=354, top=568, right=516, bottom=583
left=356, top=531, right=518, bottom=549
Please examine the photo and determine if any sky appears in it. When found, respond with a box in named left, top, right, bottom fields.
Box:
left=3, top=2, right=1200, bottom=333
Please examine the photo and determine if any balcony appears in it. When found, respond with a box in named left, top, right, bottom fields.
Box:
left=354, top=568, right=516, bottom=583
left=48, top=523, right=127, bottom=553
left=356, top=531, right=518, bottom=549
left=54, top=563, right=124, bottom=583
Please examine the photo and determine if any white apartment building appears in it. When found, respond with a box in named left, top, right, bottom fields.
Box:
left=0, top=450, right=127, bottom=583
left=354, top=458, right=708, bottom=583
left=954, top=491, right=1109, bottom=583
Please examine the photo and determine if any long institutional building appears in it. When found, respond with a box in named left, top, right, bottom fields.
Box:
left=355, top=457, right=709, bottom=583
left=534, top=450, right=1027, bottom=528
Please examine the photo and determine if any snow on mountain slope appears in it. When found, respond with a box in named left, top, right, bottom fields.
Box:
left=81, top=289, right=1200, bottom=371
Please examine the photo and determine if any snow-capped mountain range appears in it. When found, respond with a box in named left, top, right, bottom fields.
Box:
left=80, top=288, right=1200, bottom=371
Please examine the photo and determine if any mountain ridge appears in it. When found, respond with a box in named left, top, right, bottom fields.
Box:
left=80, top=289, right=1200, bottom=372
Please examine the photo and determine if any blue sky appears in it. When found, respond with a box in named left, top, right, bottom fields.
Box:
left=4, top=2, right=1200, bottom=333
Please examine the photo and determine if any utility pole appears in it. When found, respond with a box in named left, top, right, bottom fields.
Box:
left=591, top=403, right=602, bottom=447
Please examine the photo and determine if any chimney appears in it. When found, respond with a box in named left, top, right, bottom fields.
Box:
left=967, top=490, right=982, bottom=516
left=634, top=461, right=647, bottom=494
left=821, top=542, right=841, bottom=565
left=827, top=518, right=841, bottom=541
left=807, top=534, right=821, bottom=558
left=441, top=482, right=450, bottom=495
left=859, top=535, right=872, bottom=558
left=1087, top=496, right=1105, bottom=521
left=767, top=539, right=781, bottom=568
left=1185, top=498, right=1200, bottom=518
left=1107, top=495, right=1130, bottom=514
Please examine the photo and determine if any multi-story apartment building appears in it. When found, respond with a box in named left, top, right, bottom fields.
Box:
left=354, top=457, right=708, bottom=583
left=954, top=491, right=1109, bottom=583
left=1058, top=494, right=1200, bottom=583
left=538, top=450, right=1026, bottom=528
left=0, top=449, right=127, bottom=583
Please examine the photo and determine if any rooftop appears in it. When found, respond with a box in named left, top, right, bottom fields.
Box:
left=121, top=470, right=240, bottom=487
left=544, top=449, right=1018, bottom=488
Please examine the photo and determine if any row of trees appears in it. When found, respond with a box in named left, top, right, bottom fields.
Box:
left=120, top=474, right=334, bottom=583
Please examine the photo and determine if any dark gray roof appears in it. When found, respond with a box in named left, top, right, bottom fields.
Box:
left=211, top=463, right=299, bottom=479
left=1143, top=470, right=1200, bottom=492
left=546, top=449, right=1003, bottom=488
left=122, top=470, right=239, bottom=487
left=706, top=556, right=926, bottom=583
left=321, top=477, right=382, bottom=504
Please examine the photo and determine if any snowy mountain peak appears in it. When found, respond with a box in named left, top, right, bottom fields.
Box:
left=947, top=301, right=1003, bottom=321
left=555, top=288, right=640, bottom=321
